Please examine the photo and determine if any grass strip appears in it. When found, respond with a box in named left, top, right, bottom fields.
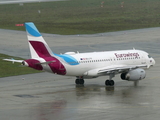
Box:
left=0, top=0, right=159, bottom=35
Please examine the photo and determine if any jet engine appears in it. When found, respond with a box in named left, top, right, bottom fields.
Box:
left=121, top=68, right=146, bottom=81
left=83, top=69, right=99, bottom=78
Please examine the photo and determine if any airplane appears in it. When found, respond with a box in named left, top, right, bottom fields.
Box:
left=3, top=22, right=155, bottom=86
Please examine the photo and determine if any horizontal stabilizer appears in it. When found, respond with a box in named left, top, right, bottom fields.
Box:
left=3, top=59, right=23, bottom=63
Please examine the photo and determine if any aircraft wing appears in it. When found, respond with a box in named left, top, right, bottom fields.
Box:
left=97, top=64, right=148, bottom=75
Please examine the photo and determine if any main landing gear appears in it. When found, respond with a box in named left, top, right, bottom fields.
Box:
left=105, top=74, right=115, bottom=86
left=75, top=77, right=84, bottom=85
left=75, top=74, right=115, bottom=86
left=105, top=80, right=114, bottom=86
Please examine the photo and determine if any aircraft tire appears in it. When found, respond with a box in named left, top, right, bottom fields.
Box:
left=109, top=80, right=114, bottom=86
left=75, top=79, right=80, bottom=84
left=105, top=80, right=110, bottom=86
left=79, top=79, right=84, bottom=85
left=105, top=80, right=114, bottom=86
left=75, top=79, right=84, bottom=85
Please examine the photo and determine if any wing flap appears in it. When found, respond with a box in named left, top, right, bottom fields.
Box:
left=98, top=64, right=147, bottom=75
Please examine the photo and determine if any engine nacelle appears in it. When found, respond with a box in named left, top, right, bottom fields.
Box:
left=121, top=68, right=146, bottom=81
left=83, top=69, right=99, bottom=77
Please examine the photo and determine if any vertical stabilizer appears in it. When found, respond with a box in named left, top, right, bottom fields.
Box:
left=25, top=22, right=53, bottom=58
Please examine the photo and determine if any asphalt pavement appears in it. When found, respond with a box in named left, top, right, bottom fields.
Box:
left=0, top=27, right=160, bottom=120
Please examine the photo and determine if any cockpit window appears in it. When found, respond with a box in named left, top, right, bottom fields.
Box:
left=148, top=55, right=152, bottom=58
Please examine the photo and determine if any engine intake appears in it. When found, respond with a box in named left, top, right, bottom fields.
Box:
left=121, top=68, right=146, bottom=81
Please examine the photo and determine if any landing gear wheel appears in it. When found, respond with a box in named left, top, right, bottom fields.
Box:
left=105, top=80, right=110, bottom=86
left=75, top=79, right=84, bottom=85
left=109, top=80, right=114, bottom=86
left=79, top=79, right=84, bottom=84
left=105, top=80, right=114, bottom=86
left=75, top=79, right=80, bottom=84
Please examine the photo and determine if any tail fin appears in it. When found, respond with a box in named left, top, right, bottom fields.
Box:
left=25, top=22, right=53, bottom=58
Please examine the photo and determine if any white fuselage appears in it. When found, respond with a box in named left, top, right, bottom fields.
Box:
left=57, top=49, right=154, bottom=77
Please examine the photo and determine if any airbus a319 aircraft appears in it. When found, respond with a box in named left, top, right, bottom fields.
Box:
left=4, top=22, right=155, bottom=86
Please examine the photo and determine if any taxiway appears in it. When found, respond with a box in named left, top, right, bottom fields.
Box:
left=0, top=0, right=66, bottom=4
left=0, top=28, right=160, bottom=120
